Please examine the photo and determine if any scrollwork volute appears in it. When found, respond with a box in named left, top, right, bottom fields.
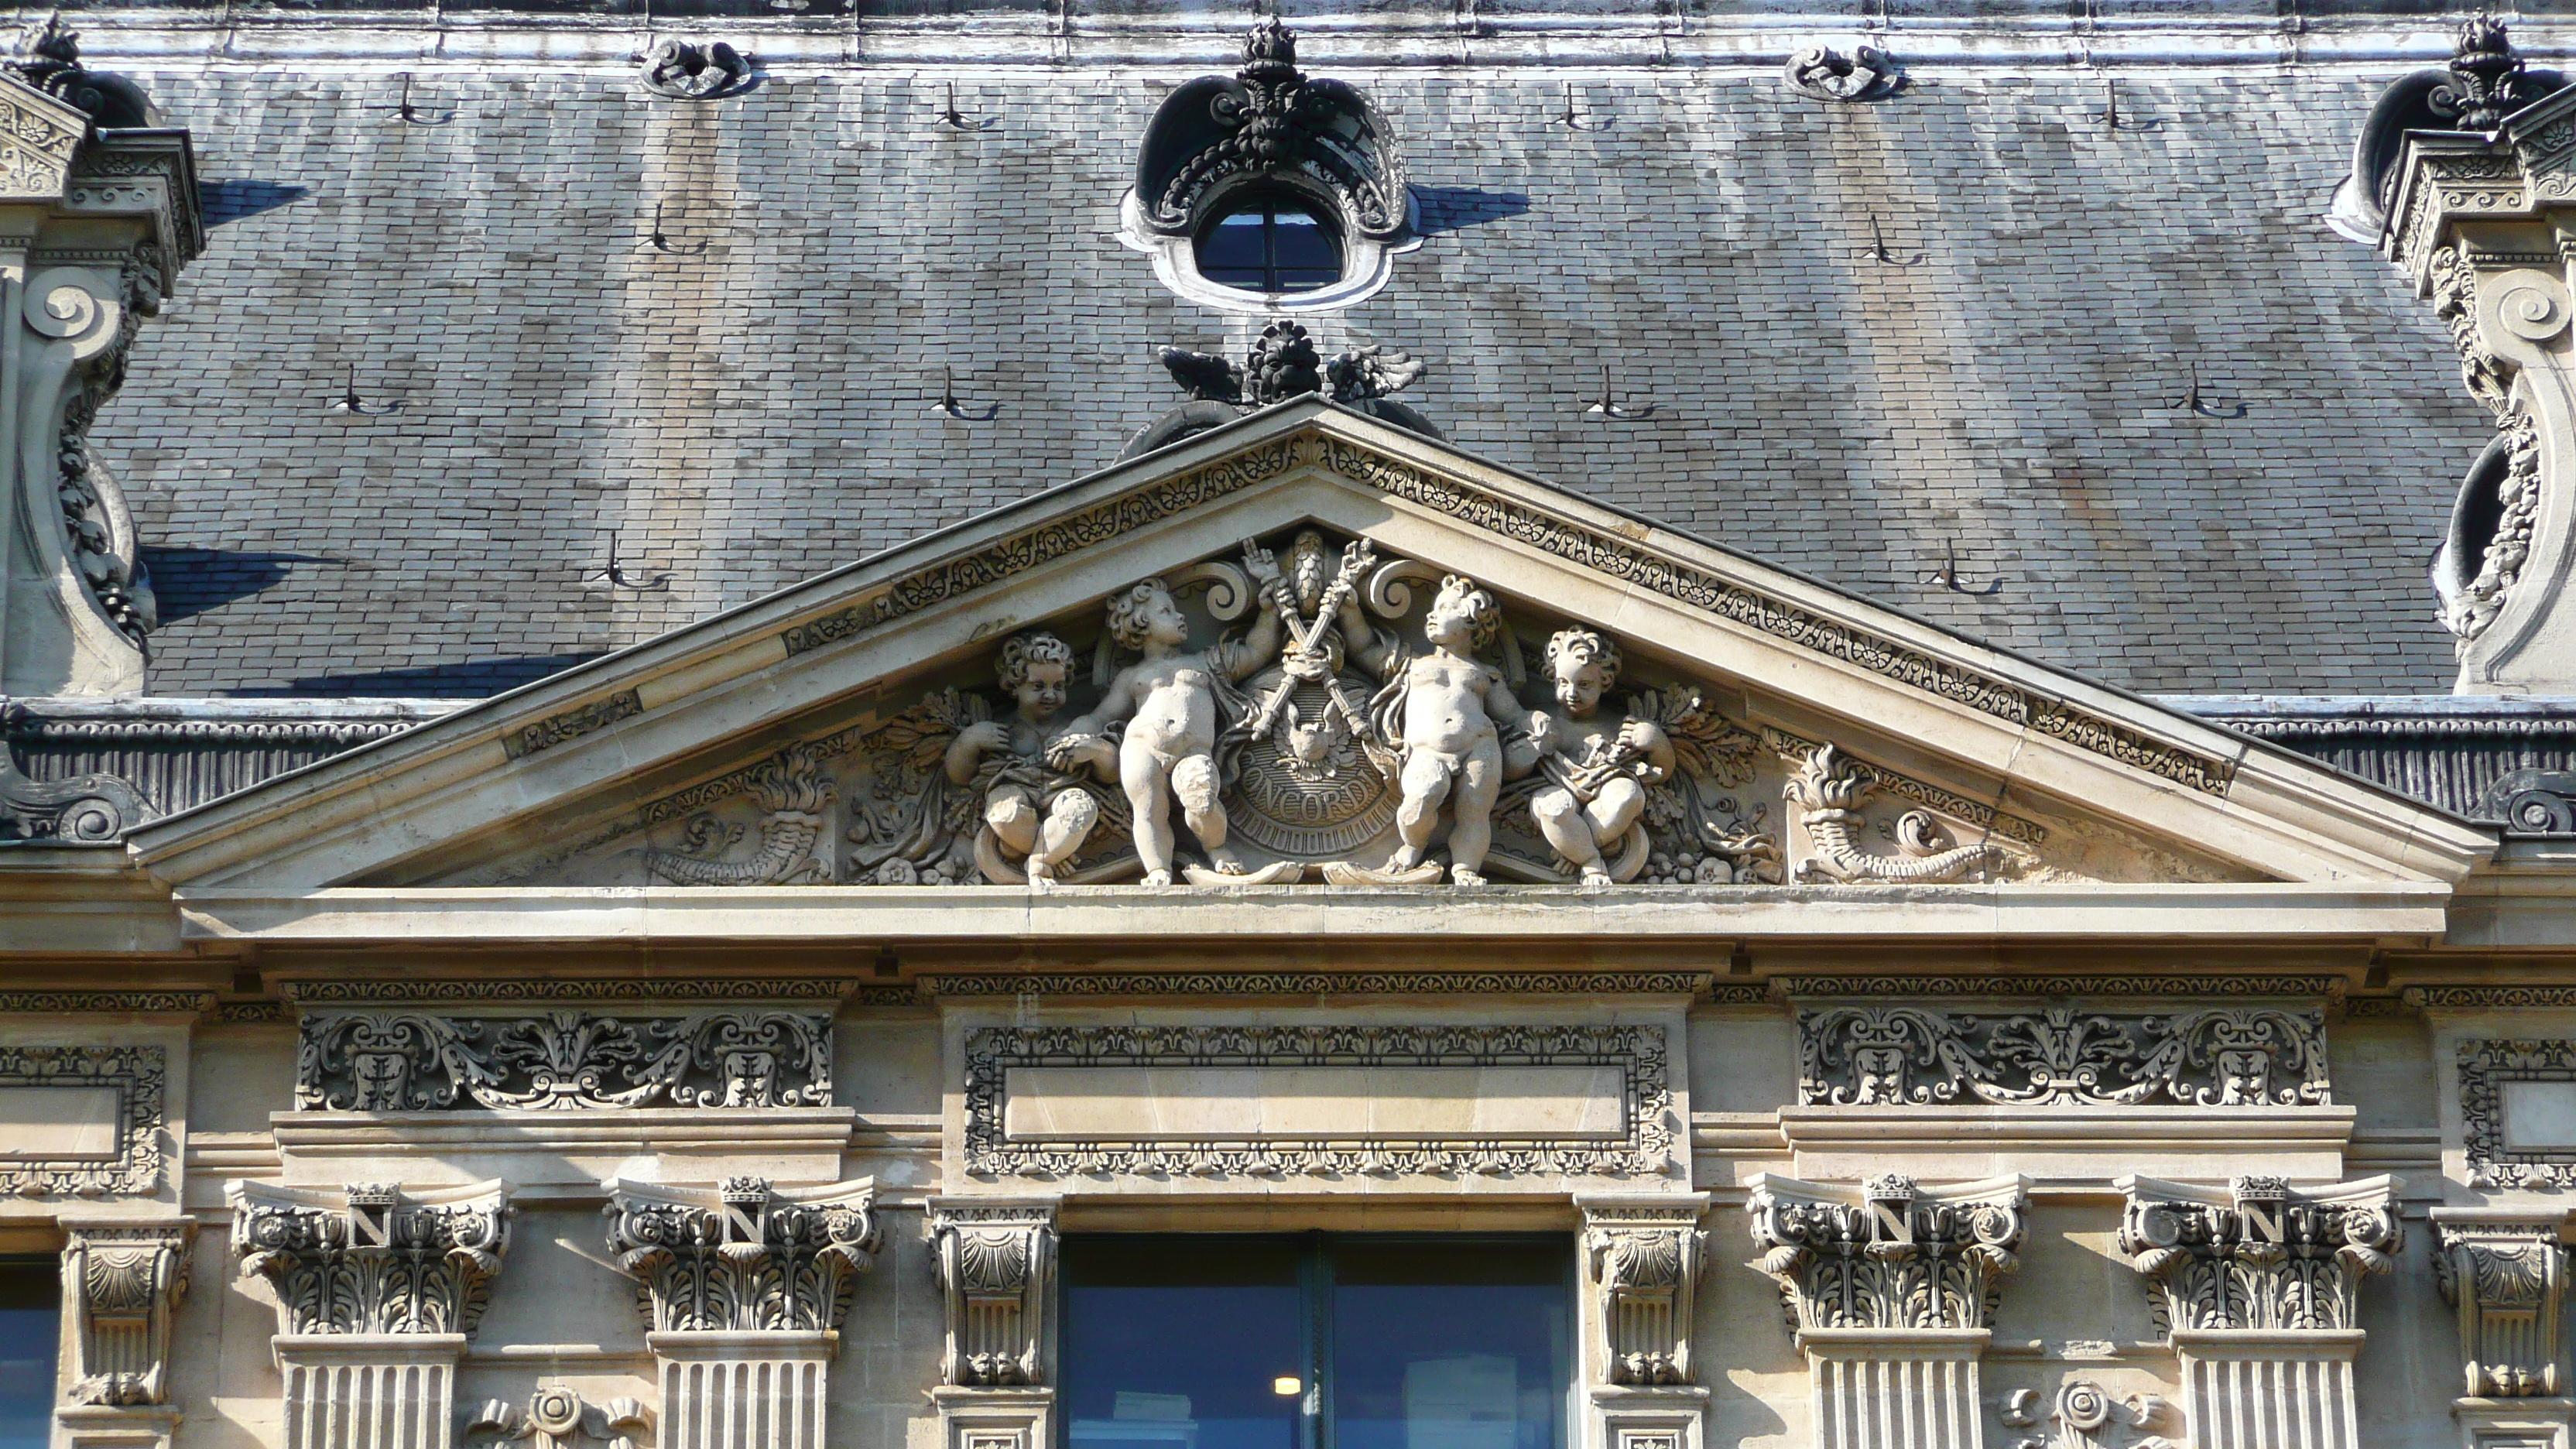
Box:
left=296, top=1008, right=833, bottom=1112
left=1580, top=1200, right=1708, bottom=1386
left=1747, top=1173, right=2027, bottom=1334
left=228, top=1181, right=515, bottom=1338
left=2433, top=1217, right=2567, bottom=1398
left=1798, top=1005, right=2331, bottom=1107
left=603, top=1177, right=881, bottom=1334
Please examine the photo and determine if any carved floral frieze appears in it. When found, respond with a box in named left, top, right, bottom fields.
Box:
left=1749, top=1173, right=2026, bottom=1332
left=1798, top=1005, right=2330, bottom=1107
left=294, top=1009, right=833, bottom=1112
left=229, top=1181, right=515, bottom=1337
left=2119, top=1175, right=2400, bottom=1336
left=487, top=515, right=2235, bottom=892
left=604, top=1176, right=880, bottom=1334
left=962, top=1023, right=1673, bottom=1180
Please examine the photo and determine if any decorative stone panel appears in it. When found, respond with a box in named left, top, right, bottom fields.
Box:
left=605, top=1177, right=880, bottom=1449
left=1580, top=1196, right=1711, bottom=1449
left=294, top=1009, right=833, bottom=1111
left=2461, top=1040, right=2576, bottom=1187
left=961, top=1023, right=1673, bottom=1180
left=0, top=1043, right=163, bottom=1197
left=228, top=1180, right=514, bottom=1449
left=1797, top=1005, right=2329, bottom=1107
left=2434, top=1209, right=2576, bottom=1449
left=1749, top=1173, right=2026, bottom=1449
left=2119, top=1175, right=2400, bottom=1449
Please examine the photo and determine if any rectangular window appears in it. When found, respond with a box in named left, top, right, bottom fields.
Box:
left=1063, top=1235, right=1572, bottom=1449
left=0, top=1257, right=59, bottom=1449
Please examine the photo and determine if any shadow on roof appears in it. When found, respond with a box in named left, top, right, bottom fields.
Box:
left=140, top=545, right=344, bottom=623
left=226, top=653, right=608, bottom=699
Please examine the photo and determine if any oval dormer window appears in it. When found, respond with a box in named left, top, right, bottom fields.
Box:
left=1194, top=191, right=1344, bottom=296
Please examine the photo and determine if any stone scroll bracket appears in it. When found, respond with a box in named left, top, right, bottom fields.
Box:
left=1578, top=1195, right=1711, bottom=1449
left=1749, top=1173, right=2028, bottom=1449
left=227, top=1179, right=516, bottom=1449
left=604, top=1175, right=881, bottom=1449
left=2434, top=1207, right=2576, bottom=1449
left=2118, top=1174, right=2400, bottom=1449
left=57, top=1216, right=194, bottom=1449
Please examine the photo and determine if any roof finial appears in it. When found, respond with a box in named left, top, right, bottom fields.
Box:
left=2436, top=10, right=2534, bottom=132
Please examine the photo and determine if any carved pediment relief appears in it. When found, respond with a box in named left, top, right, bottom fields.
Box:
left=458, top=522, right=2250, bottom=891
left=143, top=405, right=2489, bottom=896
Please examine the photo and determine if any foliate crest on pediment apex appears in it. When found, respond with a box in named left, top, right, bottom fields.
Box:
left=463, top=520, right=2253, bottom=892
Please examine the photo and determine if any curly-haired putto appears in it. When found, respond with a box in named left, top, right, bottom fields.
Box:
left=995, top=631, right=1076, bottom=690
left=1107, top=580, right=1175, bottom=651
left=1435, top=574, right=1503, bottom=654
left=1543, top=627, right=1620, bottom=685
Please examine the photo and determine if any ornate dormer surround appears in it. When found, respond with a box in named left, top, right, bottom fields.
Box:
left=1119, top=21, right=1417, bottom=313
left=2379, top=19, right=2576, bottom=692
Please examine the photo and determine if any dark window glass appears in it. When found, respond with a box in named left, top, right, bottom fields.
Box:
left=1064, top=1237, right=1572, bottom=1449
left=0, top=1259, right=58, bottom=1449
left=1064, top=1237, right=1306, bottom=1449
left=1330, top=1242, right=1571, bottom=1449
left=1193, top=195, right=1344, bottom=294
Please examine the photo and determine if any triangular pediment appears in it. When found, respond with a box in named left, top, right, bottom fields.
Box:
left=128, top=401, right=2495, bottom=899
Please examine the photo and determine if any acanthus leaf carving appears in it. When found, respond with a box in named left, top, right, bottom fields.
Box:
left=294, top=1009, right=834, bottom=1112
left=603, top=1176, right=880, bottom=1334
left=2117, top=1175, right=2400, bottom=1336
left=228, top=1180, right=515, bottom=1338
left=1798, top=1005, right=2331, bottom=1108
left=926, top=1199, right=1055, bottom=1387
left=1786, top=743, right=2002, bottom=883
left=1749, top=1173, right=2027, bottom=1333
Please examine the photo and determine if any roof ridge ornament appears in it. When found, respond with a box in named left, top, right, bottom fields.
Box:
left=2433, top=12, right=2540, bottom=132
left=1123, top=322, right=1437, bottom=457
left=1784, top=44, right=1905, bottom=104
left=1132, top=20, right=1409, bottom=244
left=5, top=17, right=156, bottom=128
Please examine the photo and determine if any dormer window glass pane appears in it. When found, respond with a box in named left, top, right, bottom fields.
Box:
left=1194, top=196, right=1343, bottom=294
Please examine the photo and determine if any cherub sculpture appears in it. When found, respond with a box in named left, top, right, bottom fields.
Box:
left=1362, top=574, right=1540, bottom=886
left=1526, top=629, right=1673, bottom=886
left=941, top=632, right=1115, bottom=887
left=1050, top=568, right=1291, bottom=886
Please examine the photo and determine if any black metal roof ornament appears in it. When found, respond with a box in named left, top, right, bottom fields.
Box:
left=2328, top=13, right=2564, bottom=242
left=1133, top=20, right=1410, bottom=245
left=1119, top=322, right=1437, bottom=460
left=6, top=18, right=157, bottom=128
left=637, top=38, right=754, bottom=101
left=2433, top=14, right=2539, bottom=132
left=1784, top=44, right=1905, bottom=103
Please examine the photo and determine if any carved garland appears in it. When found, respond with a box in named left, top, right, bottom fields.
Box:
left=1797, top=1005, right=2331, bottom=1108
left=294, top=1009, right=834, bottom=1112
left=2460, top=1040, right=2576, bottom=1188
left=766, top=430, right=2235, bottom=796
left=962, top=1023, right=1673, bottom=1179
left=0, top=1044, right=163, bottom=1196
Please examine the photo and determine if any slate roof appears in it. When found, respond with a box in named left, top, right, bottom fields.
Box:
left=62, top=12, right=2504, bottom=697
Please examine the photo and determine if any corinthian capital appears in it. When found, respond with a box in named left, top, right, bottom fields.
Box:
left=2117, top=1175, right=2400, bottom=1335
left=1577, top=1194, right=1708, bottom=1386
left=61, top=1218, right=193, bottom=1406
left=1747, top=1173, right=2026, bottom=1334
left=2433, top=1209, right=2569, bottom=1398
left=604, top=1176, right=880, bottom=1333
left=925, top=1198, right=1055, bottom=1387
left=228, top=1180, right=514, bottom=1338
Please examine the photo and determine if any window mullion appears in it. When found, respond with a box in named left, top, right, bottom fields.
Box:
left=1307, top=1232, right=1332, bottom=1449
